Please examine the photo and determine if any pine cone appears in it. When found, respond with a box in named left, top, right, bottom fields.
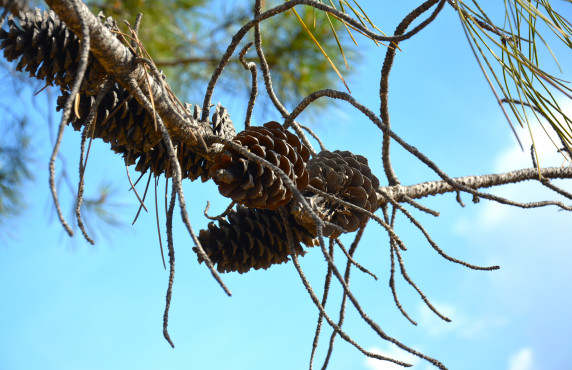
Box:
left=208, top=121, right=310, bottom=209
left=0, top=9, right=110, bottom=94
left=117, top=103, right=235, bottom=181
left=293, top=150, right=380, bottom=238
left=57, top=89, right=235, bottom=181
left=1, top=8, right=238, bottom=182
left=0, top=0, right=31, bottom=17
left=57, top=86, right=160, bottom=152
left=194, top=206, right=315, bottom=273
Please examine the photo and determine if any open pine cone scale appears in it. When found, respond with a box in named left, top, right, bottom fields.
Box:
left=209, top=121, right=310, bottom=210
left=292, top=150, right=380, bottom=239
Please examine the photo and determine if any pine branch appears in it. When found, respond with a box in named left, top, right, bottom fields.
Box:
left=45, top=0, right=215, bottom=157
left=385, top=166, right=572, bottom=202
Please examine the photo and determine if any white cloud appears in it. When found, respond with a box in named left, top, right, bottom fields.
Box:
left=494, top=124, right=566, bottom=173
left=508, top=347, right=534, bottom=370
left=458, top=99, right=572, bottom=232
left=364, top=346, right=420, bottom=370
left=417, top=302, right=506, bottom=339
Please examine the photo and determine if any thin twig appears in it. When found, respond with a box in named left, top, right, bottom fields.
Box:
left=75, top=79, right=113, bottom=245
left=540, top=178, right=572, bottom=200
left=378, top=188, right=499, bottom=271
left=394, top=246, right=451, bottom=322
left=401, top=195, right=440, bottom=217
left=75, top=124, right=95, bottom=245
left=278, top=209, right=413, bottom=368
left=125, top=164, right=149, bottom=213
left=154, top=175, right=167, bottom=270
left=390, top=242, right=417, bottom=325
left=50, top=0, right=94, bottom=237
left=380, top=0, right=445, bottom=186
left=163, top=178, right=177, bottom=348
left=128, top=82, right=231, bottom=297
left=334, top=238, right=377, bottom=280
left=321, top=226, right=367, bottom=370
left=204, top=200, right=236, bottom=221
left=238, top=42, right=257, bottom=129
left=131, top=12, right=143, bottom=48
left=309, top=239, right=335, bottom=370
left=132, top=173, right=152, bottom=225
left=447, top=1, right=523, bottom=42
left=456, top=190, right=466, bottom=207
left=299, top=124, right=327, bottom=152
left=385, top=206, right=418, bottom=325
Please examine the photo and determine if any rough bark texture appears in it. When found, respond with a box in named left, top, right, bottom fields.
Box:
left=386, top=167, right=572, bottom=203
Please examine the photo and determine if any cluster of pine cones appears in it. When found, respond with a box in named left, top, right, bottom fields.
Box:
left=199, top=125, right=380, bottom=273
left=0, top=9, right=381, bottom=273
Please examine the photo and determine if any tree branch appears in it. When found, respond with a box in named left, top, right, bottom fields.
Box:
left=44, top=0, right=215, bottom=157
left=385, top=167, right=572, bottom=202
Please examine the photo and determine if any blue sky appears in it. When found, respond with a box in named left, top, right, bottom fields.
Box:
left=1, top=2, right=572, bottom=370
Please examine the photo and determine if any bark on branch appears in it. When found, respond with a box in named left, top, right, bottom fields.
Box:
left=381, top=166, right=572, bottom=203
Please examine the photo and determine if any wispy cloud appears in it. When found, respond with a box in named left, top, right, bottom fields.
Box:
left=417, top=302, right=506, bottom=339
left=455, top=99, right=572, bottom=234
left=508, top=347, right=534, bottom=370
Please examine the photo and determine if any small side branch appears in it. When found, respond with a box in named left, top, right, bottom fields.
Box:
left=321, top=226, right=367, bottom=370
left=278, top=209, right=414, bottom=368
left=163, top=179, right=177, bottom=348
left=49, top=0, right=94, bottom=237
left=239, top=42, right=258, bottom=129
left=380, top=0, right=445, bottom=186
left=309, top=239, right=335, bottom=370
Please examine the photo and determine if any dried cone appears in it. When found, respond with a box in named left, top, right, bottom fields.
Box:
left=194, top=206, right=315, bottom=273
left=57, top=86, right=235, bottom=181
left=121, top=103, right=235, bottom=181
left=294, top=150, right=380, bottom=238
left=2, top=9, right=237, bottom=182
left=208, top=121, right=310, bottom=210
left=0, top=10, right=110, bottom=94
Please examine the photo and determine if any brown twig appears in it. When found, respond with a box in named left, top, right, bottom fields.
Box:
left=154, top=175, right=167, bottom=270
left=204, top=200, right=236, bottom=221
left=49, top=0, right=94, bottom=238
left=334, top=238, right=377, bottom=280
left=321, top=226, right=367, bottom=369
left=278, top=209, right=414, bottom=368
left=163, top=178, right=177, bottom=348
left=380, top=0, right=445, bottom=186
left=238, top=42, right=257, bottom=129
left=309, top=239, right=335, bottom=370
left=132, top=173, right=153, bottom=225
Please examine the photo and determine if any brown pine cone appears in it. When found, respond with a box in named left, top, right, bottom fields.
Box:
left=194, top=206, right=315, bottom=273
left=123, top=103, right=235, bottom=181
left=1, top=8, right=241, bottom=183
left=208, top=121, right=310, bottom=210
left=293, top=150, right=380, bottom=238
left=57, top=85, right=235, bottom=181
left=0, top=9, right=111, bottom=94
